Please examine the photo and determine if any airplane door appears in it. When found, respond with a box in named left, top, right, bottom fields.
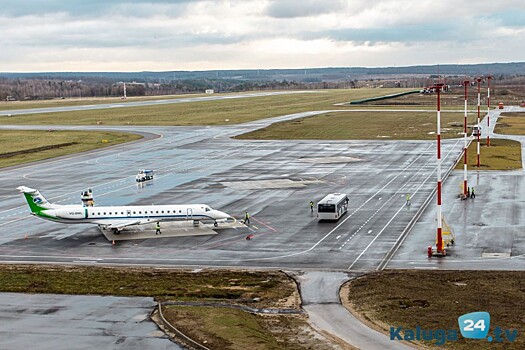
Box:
left=127, top=210, right=131, bottom=217
left=187, top=208, right=193, bottom=219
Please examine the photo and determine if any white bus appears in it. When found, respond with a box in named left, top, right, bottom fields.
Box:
left=317, top=193, right=349, bottom=221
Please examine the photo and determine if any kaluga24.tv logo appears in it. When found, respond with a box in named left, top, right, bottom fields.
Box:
left=389, top=311, right=518, bottom=346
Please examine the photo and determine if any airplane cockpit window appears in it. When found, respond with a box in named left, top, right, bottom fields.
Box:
left=205, top=206, right=211, bottom=212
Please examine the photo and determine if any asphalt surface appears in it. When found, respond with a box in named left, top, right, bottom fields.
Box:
left=388, top=106, right=525, bottom=270
left=0, top=293, right=179, bottom=350
left=295, top=271, right=414, bottom=350
left=0, top=111, right=464, bottom=271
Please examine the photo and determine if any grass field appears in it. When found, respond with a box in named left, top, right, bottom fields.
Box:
left=454, top=138, right=522, bottom=170
left=236, top=110, right=475, bottom=140
left=0, top=130, right=142, bottom=168
left=494, top=112, right=525, bottom=135
left=0, top=265, right=296, bottom=307
left=163, top=306, right=341, bottom=350
left=0, top=89, right=415, bottom=126
left=343, top=270, right=525, bottom=350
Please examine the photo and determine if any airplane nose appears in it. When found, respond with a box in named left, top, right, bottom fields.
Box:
left=218, top=210, right=231, bottom=219
left=213, top=210, right=233, bottom=221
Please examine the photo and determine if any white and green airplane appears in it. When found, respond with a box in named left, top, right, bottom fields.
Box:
left=18, top=186, right=233, bottom=234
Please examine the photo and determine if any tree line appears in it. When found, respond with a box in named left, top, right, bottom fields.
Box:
left=0, top=77, right=363, bottom=101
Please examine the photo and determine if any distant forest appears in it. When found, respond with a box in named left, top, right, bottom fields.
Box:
left=1, top=62, right=524, bottom=100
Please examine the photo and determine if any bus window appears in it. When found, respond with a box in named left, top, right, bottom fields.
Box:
left=318, top=204, right=336, bottom=212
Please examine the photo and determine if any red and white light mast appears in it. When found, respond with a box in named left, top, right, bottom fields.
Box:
left=463, top=80, right=469, bottom=196
left=435, top=83, right=445, bottom=255
left=476, top=78, right=482, bottom=167
left=486, top=75, right=493, bottom=146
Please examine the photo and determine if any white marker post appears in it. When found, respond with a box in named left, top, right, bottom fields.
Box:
left=487, top=75, right=492, bottom=147
left=463, top=80, right=469, bottom=196
left=476, top=78, right=482, bottom=167
left=435, top=83, right=444, bottom=254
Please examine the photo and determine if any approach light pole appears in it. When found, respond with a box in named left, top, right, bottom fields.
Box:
left=435, top=83, right=445, bottom=255
left=463, top=80, right=469, bottom=196
left=476, top=78, right=482, bottom=167
left=486, top=75, right=493, bottom=146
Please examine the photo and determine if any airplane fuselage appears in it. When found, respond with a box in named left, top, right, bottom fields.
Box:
left=18, top=186, right=233, bottom=233
left=36, top=204, right=229, bottom=225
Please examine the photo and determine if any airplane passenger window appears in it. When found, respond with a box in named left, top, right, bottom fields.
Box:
left=139, top=211, right=142, bottom=214
left=179, top=210, right=181, bottom=213
left=167, top=210, right=170, bottom=213
left=133, top=211, right=136, bottom=214
left=103, top=212, right=106, bottom=215
left=161, top=211, right=164, bottom=213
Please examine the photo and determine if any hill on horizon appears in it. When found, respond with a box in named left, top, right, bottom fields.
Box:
left=1, top=62, right=524, bottom=83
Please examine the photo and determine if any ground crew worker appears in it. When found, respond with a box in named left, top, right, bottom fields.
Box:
left=471, top=187, right=475, bottom=199
left=467, top=187, right=470, bottom=198
left=309, top=201, right=314, bottom=213
left=405, top=194, right=411, bottom=206
left=155, top=222, right=161, bottom=235
left=244, top=211, right=250, bottom=225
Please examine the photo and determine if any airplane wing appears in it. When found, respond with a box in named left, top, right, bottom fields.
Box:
left=93, top=219, right=151, bottom=230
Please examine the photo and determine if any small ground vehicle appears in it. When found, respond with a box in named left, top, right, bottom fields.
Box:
left=472, top=125, right=481, bottom=137
left=81, top=188, right=94, bottom=207
left=498, top=102, right=504, bottom=109
left=136, top=169, right=154, bottom=182
left=317, top=193, right=349, bottom=221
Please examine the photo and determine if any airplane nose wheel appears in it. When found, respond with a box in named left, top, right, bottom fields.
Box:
left=214, top=221, right=218, bottom=227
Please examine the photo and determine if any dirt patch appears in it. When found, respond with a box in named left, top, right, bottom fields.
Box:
left=163, top=305, right=349, bottom=350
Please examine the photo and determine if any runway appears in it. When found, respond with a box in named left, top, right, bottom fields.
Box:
left=0, top=110, right=464, bottom=271
left=0, top=91, right=318, bottom=116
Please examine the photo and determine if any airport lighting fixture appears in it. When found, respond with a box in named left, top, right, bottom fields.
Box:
left=434, top=83, right=445, bottom=255
left=486, top=75, right=493, bottom=146
left=463, top=80, right=469, bottom=196
left=476, top=78, right=482, bottom=167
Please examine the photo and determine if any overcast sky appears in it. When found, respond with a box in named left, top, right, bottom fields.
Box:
left=1, top=0, right=524, bottom=72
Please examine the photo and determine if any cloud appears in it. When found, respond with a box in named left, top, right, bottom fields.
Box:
left=0, top=0, right=193, bottom=17
left=0, top=0, right=524, bottom=71
left=265, top=0, right=347, bottom=18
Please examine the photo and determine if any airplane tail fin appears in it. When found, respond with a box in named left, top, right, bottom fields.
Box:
left=17, top=186, right=54, bottom=213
